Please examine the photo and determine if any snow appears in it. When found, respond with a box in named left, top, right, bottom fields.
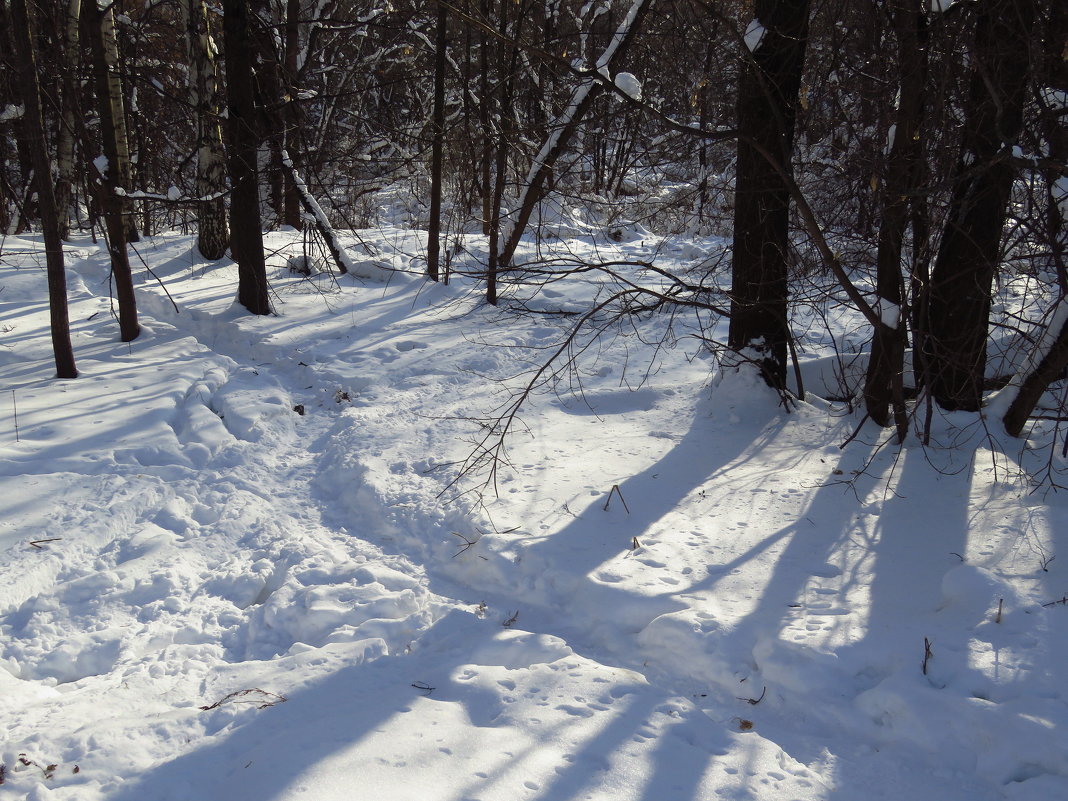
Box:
left=2, top=225, right=1068, bottom=801
left=0, top=104, right=24, bottom=122
left=744, top=20, right=766, bottom=53
left=613, top=72, right=642, bottom=102
left=875, top=298, right=900, bottom=330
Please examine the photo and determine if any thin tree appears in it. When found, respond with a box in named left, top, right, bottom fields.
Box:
left=728, top=0, right=811, bottom=390
left=223, top=0, right=270, bottom=315
left=496, top=0, right=655, bottom=271
left=183, top=0, right=229, bottom=260
left=426, top=0, right=448, bottom=282
left=921, top=0, right=1037, bottom=411
left=84, top=0, right=140, bottom=342
left=10, top=0, right=77, bottom=377
left=54, top=0, right=82, bottom=241
left=863, top=0, right=927, bottom=439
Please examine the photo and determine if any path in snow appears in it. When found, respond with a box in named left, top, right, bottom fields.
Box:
left=1, top=232, right=1066, bottom=801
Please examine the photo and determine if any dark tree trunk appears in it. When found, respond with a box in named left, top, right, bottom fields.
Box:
left=281, top=0, right=303, bottom=230
left=224, top=0, right=270, bottom=315
left=426, top=1, right=447, bottom=282
left=728, top=0, right=811, bottom=391
left=864, top=0, right=927, bottom=438
left=1003, top=304, right=1068, bottom=437
left=10, top=0, right=78, bottom=377
left=922, top=0, right=1037, bottom=411
left=0, top=0, right=37, bottom=232
left=54, top=0, right=82, bottom=241
left=84, top=0, right=140, bottom=342
left=248, top=0, right=284, bottom=224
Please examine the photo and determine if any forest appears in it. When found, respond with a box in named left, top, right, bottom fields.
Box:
left=2, top=0, right=1066, bottom=445
left=3, top=3, right=1068, bottom=799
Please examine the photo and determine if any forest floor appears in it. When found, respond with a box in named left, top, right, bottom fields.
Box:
left=1, top=224, right=1067, bottom=801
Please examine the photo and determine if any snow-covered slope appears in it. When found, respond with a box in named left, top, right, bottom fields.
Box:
left=1, top=230, right=1065, bottom=801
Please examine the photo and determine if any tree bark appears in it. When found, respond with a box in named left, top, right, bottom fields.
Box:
left=54, top=0, right=82, bottom=241
left=224, top=0, right=271, bottom=315
left=922, top=0, right=1037, bottom=411
left=281, top=0, right=303, bottom=230
left=84, top=0, right=141, bottom=342
left=728, top=0, right=811, bottom=390
left=10, top=0, right=78, bottom=377
left=89, top=1, right=139, bottom=242
left=1002, top=300, right=1068, bottom=437
left=863, top=0, right=926, bottom=438
left=496, top=0, right=654, bottom=270
left=184, top=0, right=230, bottom=260
left=427, top=0, right=448, bottom=282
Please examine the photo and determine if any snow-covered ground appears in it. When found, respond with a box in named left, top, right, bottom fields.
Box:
left=1, top=226, right=1066, bottom=801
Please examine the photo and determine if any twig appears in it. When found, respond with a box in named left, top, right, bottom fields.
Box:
left=411, top=681, right=435, bottom=695
left=451, top=530, right=482, bottom=558
left=995, top=598, right=1004, bottom=624
left=838, top=413, right=870, bottom=449
left=29, top=538, right=62, bottom=549
left=922, top=637, right=933, bottom=675
left=129, top=243, right=180, bottom=314
left=502, top=610, right=519, bottom=627
left=738, top=686, right=767, bottom=705
left=11, top=390, right=18, bottom=442
left=1041, top=595, right=1068, bottom=607
left=603, top=484, right=631, bottom=513
left=199, top=688, right=287, bottom=711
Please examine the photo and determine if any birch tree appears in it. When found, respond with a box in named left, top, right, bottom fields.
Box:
left=183, top=0, right=229, bottom=260
left=84, top=0, right=141, bottom=342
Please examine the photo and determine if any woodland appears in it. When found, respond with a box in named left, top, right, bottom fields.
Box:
left=2, top=0, right=1066, bottom=447
left=3, top=3, right=1068, bottom=799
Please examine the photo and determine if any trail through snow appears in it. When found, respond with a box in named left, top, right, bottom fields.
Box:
left=1, top=230, right=1067, bottom=801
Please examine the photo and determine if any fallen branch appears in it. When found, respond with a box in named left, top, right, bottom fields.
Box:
left=199, top=688, right=287, bottom=711
left=281, top=151, right=357, bottom=275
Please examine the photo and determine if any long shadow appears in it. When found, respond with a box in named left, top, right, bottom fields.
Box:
left=493, top=389, right=793, bottom=652
left=103, top=612, right=492, bottom=801
left=688, top=434, right=976, bottom=794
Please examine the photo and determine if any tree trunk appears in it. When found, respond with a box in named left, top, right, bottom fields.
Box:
left=184, top=0, right=230, bottom=260
left=0, top=0, right=36, bottom=233
left=224, top=0, right=271, bottom=315
left=921, top=0, right=1036, bottom=411
left=248, top=0, right=284, bottom=224
left=10, top=0, right=77, bottom=377
left=863, top=0, right=926, bottom=438
left=426, top=1, right=448, bottom=282
left=1002, top=300, right=1068, bottom=437
left=54, top=0, right=82, bottom=241
left=281, top=0, right=303, bottom=230
left=496, top=0, right=654, bottom=270
left=728, top=0, right=811, bottom=390
left=84, top=0, right=140, bottom=342
left=88, top=1, right=139, bottom=243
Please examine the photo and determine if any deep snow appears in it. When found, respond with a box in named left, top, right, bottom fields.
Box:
left=1, top=224, right=1066, bottom=801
